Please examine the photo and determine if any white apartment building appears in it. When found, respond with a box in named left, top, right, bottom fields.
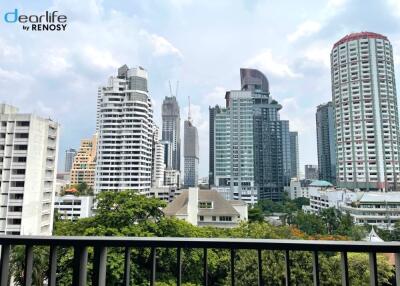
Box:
left=164, top=169, right=180, bottom=188
left=95, top=65, right=154, bottom=194
left=285, top=179, right=333, bottom=200
left=148, top=186, right=180, bottom=202
left=163, top=188, right=248, bottom=228
left=331, top=32, right=400, bottom=191
left=0, top=104, right=59, bottom=235
left=303, top=188, right=357, bottom=214
left=54, top=195, right=93, bottom=220
left=340, top=192, right=400, bottom=230
left=152, top=126, right=165, bottom=188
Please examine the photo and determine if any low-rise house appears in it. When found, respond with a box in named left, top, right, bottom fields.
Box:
left=163, top=188, right=247, bottom=227
left=54, top=195, right=94, bottom=220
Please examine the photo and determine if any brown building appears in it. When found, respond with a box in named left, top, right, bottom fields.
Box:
left=70, top=134, right=97, bottom=187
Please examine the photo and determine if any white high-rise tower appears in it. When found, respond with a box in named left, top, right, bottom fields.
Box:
left=95, top=65, right=154, bottom=194
left=331, top=32, right=400, bottom=191
left=0, top=104, right=59, bottom=235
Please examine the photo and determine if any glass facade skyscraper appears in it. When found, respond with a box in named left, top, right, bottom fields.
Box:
left=210, top=68, right=295, bottom=203
left=316, top=102, right=336, bottom=184
left=162, top=96, right=181, bottom=172
left=289, top=131, right=299, bottom=179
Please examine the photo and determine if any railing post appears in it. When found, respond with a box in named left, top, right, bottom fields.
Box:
left=257, top=249, right=263, bottom=286
left=395, top=253, right=400, bottom=286
left=123, top=247, right=131, bottom=286
left=48, top=246, right=57, bottom=286
left=0, top=245, right=10, bottom=286
left=150, top=247, right=156, bottom=286
left=231, top=248, right=235, bottom=286
left=369, top=252, right=378, bottom=286
left=285, top=250, right=291, bottom=286
left=340, top=252, right=349, bottom=286
left=312, top=251, right=320, bottom=286
left=203, top=248, right=208, bottom=286
left=24, top=245, right=33, bottom=286
left=93, top=246, right=107, bottom=286
left=177, top=247, right=182, bottom=286
left=73, top=246, right=88, bottom=286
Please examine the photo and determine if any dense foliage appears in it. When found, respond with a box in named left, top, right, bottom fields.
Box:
left=9, top=191, right=395, bottom=285
left=249, top=196, right=367, bottom=240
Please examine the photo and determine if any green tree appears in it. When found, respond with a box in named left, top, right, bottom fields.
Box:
left=10, top=246, right=49, bottom=286
left=9, top=191, right=393, bottom=285
left=291, top=211, right=327, bottom=235
left=248, top=206, right=264, bottom=222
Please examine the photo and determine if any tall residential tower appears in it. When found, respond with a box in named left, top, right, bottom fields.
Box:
left=70, top=134, right=97, bottom=188
left=289, top=131, right=299, bottom=179
left=95, top=65, right=154, bottom=194
left=162, top=96, right=181, bottom=172
left=316, top=102, right=336, bottom=184
left=331, top=32, right=400, bottom=191
left=64, top=148, right=76, bottom=173
left=0, top=104, right=59, bottom=235
left=184, top=100, right=199, bottom=187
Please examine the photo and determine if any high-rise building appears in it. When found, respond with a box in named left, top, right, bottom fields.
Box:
left=247, top=68, right=292, bottom=201
left=162, top=96, right=181, bottom=171
left=208, top=105, right=220, bottom=187
left=70, top=134, right=97, bottom=188
left=152, top=126, right=165, bottom=188
left=289, top=131, right=299, bottom=178
left=211, top=68, right=294, bottom=203
left=331, top=32, right=400, bottom=191
left=305, top=164, right=319, bottom=180
left=64, top=148, right=76, bottom=173
left=0, top=104, right=59, bottom=235
left=95, top=65, right=154, bottom=194
left=316, top=102, right=336, bottom=184
left=184, top=104, right=199, bottom=187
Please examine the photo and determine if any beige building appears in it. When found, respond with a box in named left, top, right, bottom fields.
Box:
left=163, top=188, right=248, bottom=228
left=70, top=134, right=97, bottom=187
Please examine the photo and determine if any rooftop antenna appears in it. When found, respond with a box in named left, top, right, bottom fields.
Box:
left=169, top=80, right=173, bottom=97
left=188, top=96, right=192, bottom=122
left=176, top=81, right=179, bottom=98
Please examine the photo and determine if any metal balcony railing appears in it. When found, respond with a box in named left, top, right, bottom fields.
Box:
left=0, top=236, right=399, bottom=286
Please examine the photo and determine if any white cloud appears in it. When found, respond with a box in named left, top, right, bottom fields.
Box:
left=387, top=0, right=400, bottom=17
left=287, top=20, right=322, bottom=42
left=82, top=46, right=120, bottom=70
left=327, top=0, right=348, bottom=10
left=203, top=86, right=226, bottom=107
left=140, top=30, right=183, bottom=58
left=168, top=0, right=193, bottom=8
left=280, top=97, right=315, bottom=134
left=303, top=43, right=331, bottom=67
left=52, top=0, right=104, bottom=21
left=245, top=50, right=301, bottom=78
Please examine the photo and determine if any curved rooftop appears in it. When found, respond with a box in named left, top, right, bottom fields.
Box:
left=309, top=180, right=333, bottom=187
left=240, top=68, right=269, bottom=94
left=333, top=32, right=388, bottom=49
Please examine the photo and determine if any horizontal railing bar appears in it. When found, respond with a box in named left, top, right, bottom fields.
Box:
left=0, top=236, right=399, bottom=253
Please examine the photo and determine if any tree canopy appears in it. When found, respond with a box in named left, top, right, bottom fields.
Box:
left=9, top=191, right=394, bottom=286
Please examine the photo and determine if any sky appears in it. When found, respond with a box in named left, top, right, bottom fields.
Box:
left=1, top=0, right=400, bottom=177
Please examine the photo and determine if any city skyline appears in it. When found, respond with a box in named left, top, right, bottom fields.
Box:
left=2, top=1, right=400, bottom=178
